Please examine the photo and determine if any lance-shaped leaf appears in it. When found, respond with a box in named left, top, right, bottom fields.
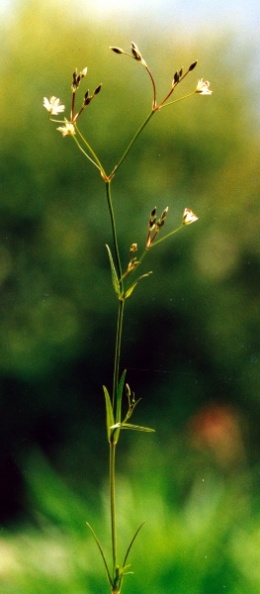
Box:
left=86, top=522, right=113, bottom=587
left=105, top=244, right=121, bottom=298
left=103, top=385, right=115, bottom=443
left=115, top=369, right=127, bottom=425
left=123, top=522, right=145, bottom=567
left=124, top=271, right=153, bottom=299
left=111, top=421, right=155, bottom=433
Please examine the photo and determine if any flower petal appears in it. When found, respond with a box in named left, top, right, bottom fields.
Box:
left=195, top=79, right=212, bottom=95
left=43, top=96, right=65, bottom=115
left=182, top=208, right=199, bottom=225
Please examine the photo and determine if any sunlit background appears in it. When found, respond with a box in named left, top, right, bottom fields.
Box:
left=0, top=1, right=259, bottom=593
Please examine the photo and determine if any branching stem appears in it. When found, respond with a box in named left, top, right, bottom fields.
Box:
left=110, top=110, right=155, bottom=178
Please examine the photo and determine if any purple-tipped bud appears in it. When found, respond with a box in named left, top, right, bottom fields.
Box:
left=189, top=60, right=198, bottom=72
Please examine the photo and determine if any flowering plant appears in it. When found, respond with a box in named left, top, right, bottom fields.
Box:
left=43, top=41, right=212, bottom=594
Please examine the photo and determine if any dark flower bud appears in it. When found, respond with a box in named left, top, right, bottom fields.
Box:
left=173, top=71, right=180, bottom=84
left=189, top=60, right=198, bottom=72
left=157, top=219, right=165, bottom=229
left=110, top=46, right=124, bottom=54
left=161, top=206, right=169, bottom=220
left=131, top=41, right=142, bottom=61
left=94, top=84, right=102, bottom=95
left=71, top=70, right=78, bottom=91
left=149, top=207, right=157, bottom=230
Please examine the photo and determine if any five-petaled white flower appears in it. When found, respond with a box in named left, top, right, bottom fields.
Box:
left=182, top=208, right=199, bottom=225
left=195, top=79, right=212, bottom=95
left=56, top=120, right=76, bottom=137
left=43, top=96, right=65, bottom=115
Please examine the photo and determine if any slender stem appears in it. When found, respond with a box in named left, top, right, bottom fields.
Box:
left=110, top=110, right=155, bottom=178
left=75, top=124, right=107, bottom=177
left=158, top=67, right=193, bottom=108
left=112, top=298, right=125, bottom=410
left=109, top=440, right=117, bottom=572
left=105, top=180, right=126, bottom=586
left=144, top=63, right=157, bottom=108
left=105, top=181, right=126, bottom=407
left=105, top=181, right=123, bottom=281
left=159, top=90, right=196, bottom=109
left=72, top=135, right=102, bottom=171
left=150, top=224, right=183, bottom=246
left=70, top=91, right=76, bottom=122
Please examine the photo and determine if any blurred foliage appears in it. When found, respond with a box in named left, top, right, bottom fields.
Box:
left=0, top=2, right=259, bottom=590
left=0, top=446, right=260, bottom=593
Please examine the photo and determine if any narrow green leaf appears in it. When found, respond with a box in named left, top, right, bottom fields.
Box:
left=105, top=244, right=121, bottom=298
left=117, top=564, right=132, bottom=576
left=86, top=522, right=113, bottom=587
left=115, top=369, right=127, bottom=425
left=124, top=271, right=153, bottom=299
left=123, top=522, right=145, bottom=567
left=120, top=422, right=155, bottom=432
left=124, top=282, right=138, bottom=299
left=103, top=385, right=115, bottom=443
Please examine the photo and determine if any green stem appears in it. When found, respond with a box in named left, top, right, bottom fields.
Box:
left=159, top=90, right=196, bottom=109
left=105, top=181, right=125, bottom=407
left=110, top=110, right=155, bottom=177
left=150, top=224, right=183, bottom=246
left=75, top=124, right=107, bottom=177
left=106, top=181, right=123, bottom=282
left=121, top=225, right=184, bottom=288
left=105, top=181, right=126, bottom=584
left=72, top=134, right=102, bottom=171
left=112, top=298, right=125, bottom=410
left=109, top=439, right=117, bottom=573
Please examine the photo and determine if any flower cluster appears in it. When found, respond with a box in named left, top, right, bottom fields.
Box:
left=110, top=42, right=212, bottom=110
left=43, top=66, right=102, bottom=136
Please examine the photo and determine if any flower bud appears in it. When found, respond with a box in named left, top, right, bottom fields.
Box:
left=189, top=60, right=198, bottom=72
left=94, top=84, right=102, bottom=95
left=110, top=46, right=124, bottom=54
left=131, top=41, right=142, bottom=61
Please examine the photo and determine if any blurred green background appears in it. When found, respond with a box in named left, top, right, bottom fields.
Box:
left=0, top=0, right=259, bottom=592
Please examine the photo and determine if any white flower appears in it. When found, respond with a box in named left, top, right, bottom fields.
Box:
left=81, top=67, right=88, bottom=78
left=182, top=208, right=199, bottom=225
left=56, top=120, right=76, bottom=137
left=43, top=96, right=65, bottom=115
left=195, top=79, right=212, bottom=95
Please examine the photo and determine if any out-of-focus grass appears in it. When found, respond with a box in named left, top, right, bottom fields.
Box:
left=0, top=446, right=259, bottom=594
